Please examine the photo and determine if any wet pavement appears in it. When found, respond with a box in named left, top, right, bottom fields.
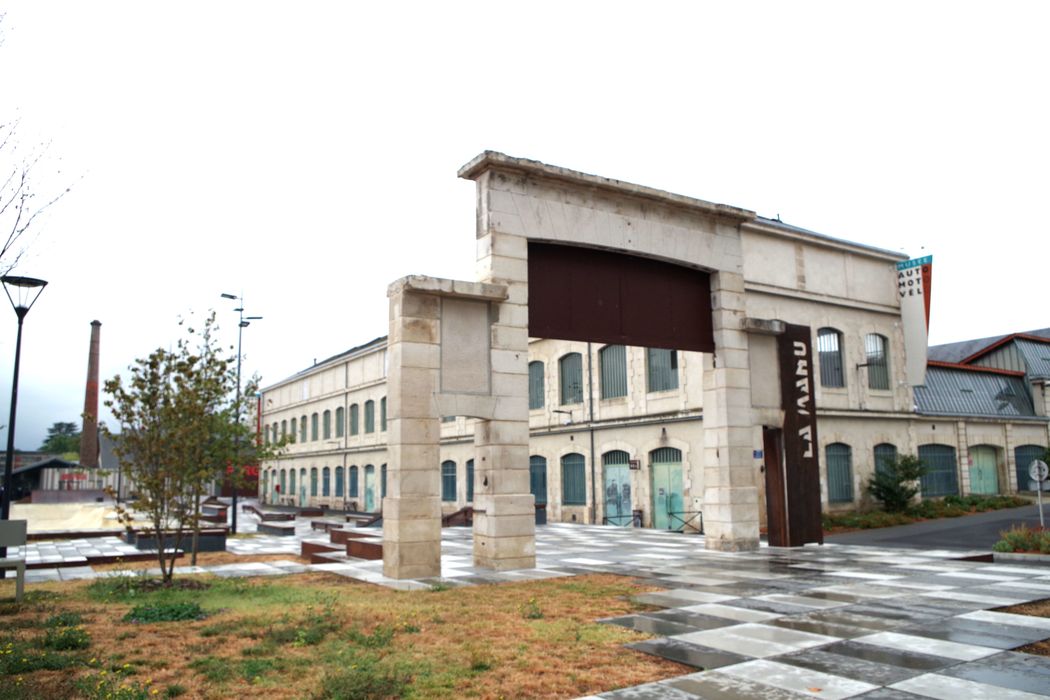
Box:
left=6, top=504, right=1050, bottom=698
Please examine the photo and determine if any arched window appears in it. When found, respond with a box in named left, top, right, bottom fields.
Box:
left=272, top=424, right=278, bottom=443
left=280, top=420, right=287, bottom=437
left=380, top=398, right=387, bottom=431
left=364, top=400, right=375, bottom=433
left=817, top=328, right=845, bottom=388
left=561, top=453, right=586, bottom=505
left=280, top=469, right=287, bottom=495
left=349, top=466, right=359, bottom=497
left=1015, top=445, right=1047, bottom=491
left=466, top=459, right=474, bottom=502
left=529, top=361, right=545, bottom=410
left=918, top=444, right=958, bottom=497
left=530, top=456, right=547, bottom=506
left=323, top=410, right=331, bottom=439
left=289, top=468, right=296, bottom=494
left=826, top=443, right=853, bottom=503
left=322, top=467, right=331, bottom=497
left=300, top=415, right=307, bottom=443
left=311, top=413, right=319, bottom=441
left=865, top=333, right=890, bottom=390
left=349, top=404, right=359, bottom=436
left=335, top=466, right=344, bottom=498
left=599, top=345, right=627, bottom=399
left=290, top=417, right=297, bottom=443
left=874, top=443, right=898, bottom=477
left=646, top=348, right=679, bottom=392
left=441, top=460, right=457, bottom=502
left=263, top=427, right=270, bottom=446
left=559, top=353, right=583, bottom=405
left=335, top=407, right=345, bottom=438
left=381, top=464, right=387, bottom=498
left=310, top=467, right=318, bottom=497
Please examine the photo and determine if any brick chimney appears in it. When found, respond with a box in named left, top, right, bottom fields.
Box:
left=79, top=320, right=101, bottom=468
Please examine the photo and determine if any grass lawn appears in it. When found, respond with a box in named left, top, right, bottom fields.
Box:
left=0, top=570, right=687, bottom=699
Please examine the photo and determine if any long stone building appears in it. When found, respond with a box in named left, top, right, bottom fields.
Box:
left=257, top=211, right=1049, bottom=530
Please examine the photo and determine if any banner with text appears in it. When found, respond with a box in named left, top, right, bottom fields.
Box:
left=897, top=255, right=933, bottom=386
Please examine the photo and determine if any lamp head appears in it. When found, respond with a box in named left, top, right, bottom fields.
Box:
left=2, top=275, right=48, bottom=318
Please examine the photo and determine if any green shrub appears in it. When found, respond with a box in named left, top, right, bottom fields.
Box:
left=123, top=602, right=207, bottom=623
left=43, top=625, right=91, bottom=651
left=993, top=525, right=1050, bottom=553
left=44, top=612, right=84, bottom=628
left=867, top=454, right=926, bottom=512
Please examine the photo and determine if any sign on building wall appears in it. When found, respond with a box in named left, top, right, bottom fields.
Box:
left=897, top=255, right=933, bottom=386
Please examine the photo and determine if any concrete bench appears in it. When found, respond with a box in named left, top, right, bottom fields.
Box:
left=0, top=519, right=27, bottom=602
left=258, top=521, right=298, bottom=536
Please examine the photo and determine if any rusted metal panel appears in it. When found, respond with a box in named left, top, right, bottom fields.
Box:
left=527, top=242, right=714, bottom=352
left=763, top=427, right=789, bottom=547
left=776, top=324, right=824, bottom=546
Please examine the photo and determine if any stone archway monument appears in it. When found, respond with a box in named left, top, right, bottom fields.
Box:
left=384, top=152, right=762, bottom=580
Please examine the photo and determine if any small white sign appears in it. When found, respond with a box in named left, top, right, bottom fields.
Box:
left=1030, top=459, right=1049, bottom=482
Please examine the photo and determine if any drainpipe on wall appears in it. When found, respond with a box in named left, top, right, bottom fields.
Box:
left=587, top=342, right=597, bottom=524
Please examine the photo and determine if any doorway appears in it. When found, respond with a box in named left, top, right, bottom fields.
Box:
left=650, top=447, right=683, bottom=530
left=602, top=451, right=632, bottom=526
left=969, top=446, right=1000, bottom=495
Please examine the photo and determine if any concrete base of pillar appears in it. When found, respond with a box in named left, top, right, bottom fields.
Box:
left=473, top=494, right=536, bottom=570
left=382, top=496, right=442, bottom=579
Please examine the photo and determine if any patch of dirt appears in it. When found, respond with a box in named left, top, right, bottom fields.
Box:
left=998, top=597, right=1050, bottom=656
left=92, top=551, right=309, bottom=571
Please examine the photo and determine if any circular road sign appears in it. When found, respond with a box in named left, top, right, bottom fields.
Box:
left=1030, top=459, right=1049, bottom=482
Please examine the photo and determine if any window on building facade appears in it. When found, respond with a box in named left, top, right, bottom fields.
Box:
left=817, top=328, right=845, bottom=388
left=559, top=353, right=583, bottom=405
left=289, top=468, right=296, bottom=494
left=300, top=415, right=307, bottom=443
left=335, top=407, right=344, bottom=438
left=918, top=444, right=959, bottom=497
left=280, top=469, right=287, bottom=494
left=865, top=333, right=890, bottom=390
left=323, top=410, right=331, bottom=439
left=381, top=464, right=387, bottom=498
left=380, top=397, right=387, bottom=431
left=335, top=466, right=344, bottom=497
left=874, top=443, right=897, bottom=476
left=263, top=428, right=270, bottom=446
left=646, top=348, right=679, bottom=392
left=466, top=459, right=474, bottom=502
left=528, top=361, right=545, bottom=409
left=826, top=443, right=854, bottom=503
left=280, top=420, right=287, bottom=438
left=530, top=456, right=547, bottom=506
left=599, top=344, right=628, bottom=399
left=561, top=453, right=586, bottom=505
left=311, top=413, right=319, bottom=441
left=364, top=400, right=375, bottom=433
left=1015, top=445, right=1046, bottom=490
left=349, top=466, right=359, bottom=497
left=441, top=415, right=455, bottom=423
left=441, top=460, right=457, bottom=502
left=322, top=467, right=331, bottom=497
left=290, top=417, right=297, bottom=443
left=350, top=404, right=359, bottom=435
left=310, top=468, right=318, bottom=497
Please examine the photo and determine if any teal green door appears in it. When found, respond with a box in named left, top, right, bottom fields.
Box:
left=364, top=465, right=376, bottom=511
left=651, top=448, right=684, bottom=530
left=969, top=446, right=999, bottom=495
left=603, top=464, right=632, bottom=526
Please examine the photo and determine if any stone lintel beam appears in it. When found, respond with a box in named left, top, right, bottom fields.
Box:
left=388, top=275, right=508, bottom=303
left=742, top=317, right=786, bottom=336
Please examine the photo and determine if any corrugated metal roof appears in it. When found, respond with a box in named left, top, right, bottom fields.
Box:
left=914, top=366, right=1037, bottom=418
left=928, top=327, right=1050, bottom=363
left=1015, top=338, right=1050, bottom=379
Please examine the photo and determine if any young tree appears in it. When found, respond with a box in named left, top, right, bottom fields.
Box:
left=40, top=421, right=80, bottom=454
left=103, top=312, right=279, bottom=581
left=867, top=454, right=927, bottom=512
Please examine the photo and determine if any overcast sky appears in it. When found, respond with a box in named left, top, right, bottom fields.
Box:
left=0, top=1, right=1046, bottom=451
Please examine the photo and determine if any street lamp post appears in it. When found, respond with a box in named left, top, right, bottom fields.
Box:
left=1, top=275, right=46, bottom=579
left=221, top=293, right=261, bottom=534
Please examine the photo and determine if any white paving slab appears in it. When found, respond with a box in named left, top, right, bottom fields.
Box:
left=716, top=659, right=878, bottom=699
left=852, top=632, right=999, bottom=661
left=957, top=609, right=1050, bottom=630
left=890, top=673, right=1048, bottom=700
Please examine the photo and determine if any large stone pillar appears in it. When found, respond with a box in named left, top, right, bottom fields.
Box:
left=473, top=220, right=535, bottom=570
left=702, top=270, right=761, bottom=551
left=383, top=285, right=442, bottom=579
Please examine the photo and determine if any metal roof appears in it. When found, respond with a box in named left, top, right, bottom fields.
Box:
left=1015, top=337, right=1050, bottom=379
left=928, top=327, right=1050, bottom=363
left=914, top=366, right=1037, bottom=418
